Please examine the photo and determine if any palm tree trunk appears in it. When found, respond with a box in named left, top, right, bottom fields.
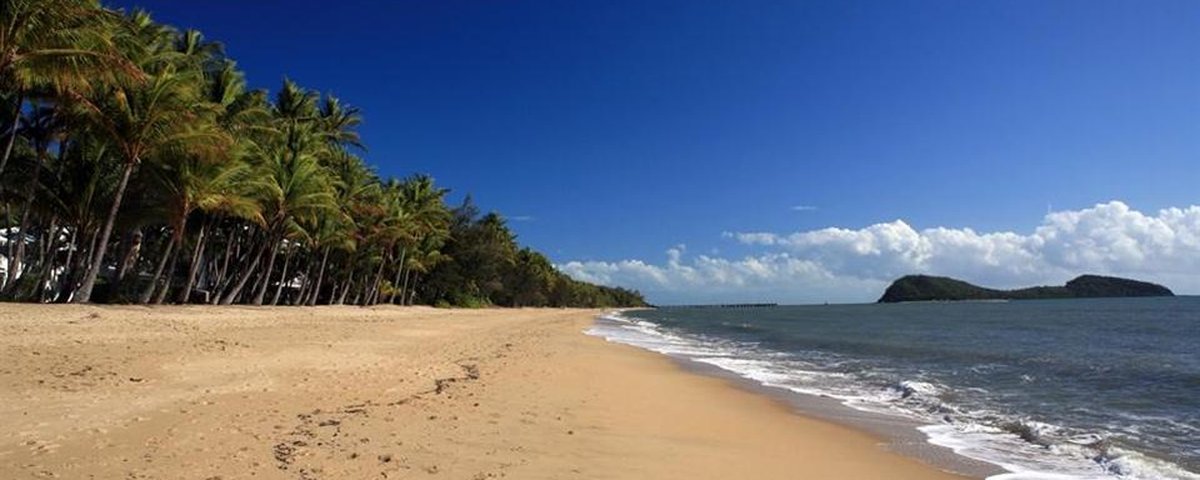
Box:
left=178, top=221, right=208, bottom=303
left=293, top=261, right=313, bottom=306
left=4, top=158, right=41, bottom=292
left=82, top=226, right=100, bottom=270
left=366, top=256, right=387, bottom=305
left=387, top=248, right=406, bottom=303
left=337, top=267, right=355, bottom=305
left=70, top=226, right=100, bottom=293
left=270, top=247, right=294, bottom=305
left=0, top=202, right=9, bottom=290
left=406, top=273, right=420, bottom=306
left=219, top=237, right=268, bottom=305
left=201, top=256, right=217, bottom=299
left=399, top=267, right=412, bottom=306
left=37, top=215, right=57, bottom=270
left=216, top=226, right=234, bottom=279
left=152, top=240, right=181, bottom=305
left=54, top=227, right=79, bottom=302
left=5, top=198, right=31, bottom=291
left=37, top=144, right=67, bottom=272
left=352, top=269, right=368, bottom=306
left=140, top=235, right=175, bottom=304
left=251, top=234, right=281, bottom=305
left=350, top=281, right=362, bottom=305
left=0, top=93, right=24, bottom=177
left=28, top=217, right=59, bottom=301
left=387, top=265, right=403, bottom=304
left=114, top=229, right=143, bottom=284
left=393, top=265, right=405, bottom=305
left=307, top=246, right=330, bottom=306
left=74, top=159, right=136, bottom=303
left=30, top=222, right=62, bottom=303
left=211, top=227, right=237, bottom=303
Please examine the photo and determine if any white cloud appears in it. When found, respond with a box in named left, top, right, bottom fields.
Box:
left=557, top=201, right=1200, bottom=304
left=557, top=252, right=881, bottom=304
left=725, top=232, right=780, bottom=246
left=791, top=205, right=818, bottom=212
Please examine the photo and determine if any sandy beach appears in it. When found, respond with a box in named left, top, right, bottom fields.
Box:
left=0, top=305, right=967, bottom=479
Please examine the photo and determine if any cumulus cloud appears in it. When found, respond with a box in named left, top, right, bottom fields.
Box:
left=558, top=201, right=1200, bottom=304
left=556, top=251, right=881, bottom=304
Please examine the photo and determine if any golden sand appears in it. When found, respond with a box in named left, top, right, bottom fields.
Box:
left=0, top=305, right=968, bottom=479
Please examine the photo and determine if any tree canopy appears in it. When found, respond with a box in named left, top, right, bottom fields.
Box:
left=0, top=3, right=646, bottom=308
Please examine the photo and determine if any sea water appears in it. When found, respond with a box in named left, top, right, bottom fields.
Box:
left=587, top=297, right=1199, bottom=479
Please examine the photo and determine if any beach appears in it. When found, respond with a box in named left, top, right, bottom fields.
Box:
left=0, top=305, right=966, bottom=479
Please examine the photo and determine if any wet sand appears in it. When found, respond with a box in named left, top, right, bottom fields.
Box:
left=0, top=305, right=969, bottom=479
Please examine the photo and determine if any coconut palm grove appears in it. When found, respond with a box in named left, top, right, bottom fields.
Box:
left=0, top=1, right=646, bottom=307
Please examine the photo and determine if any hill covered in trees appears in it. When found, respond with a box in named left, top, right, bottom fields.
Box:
left=877, top=274, right=1173, bottom=303
left=0, top=1, right=645, bottom=308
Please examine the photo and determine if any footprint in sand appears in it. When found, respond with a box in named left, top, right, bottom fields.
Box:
left=27, top=440, right=60, bottom=456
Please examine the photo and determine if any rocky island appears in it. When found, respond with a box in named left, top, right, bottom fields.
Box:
left=877, top=274, right=1174, bottom=303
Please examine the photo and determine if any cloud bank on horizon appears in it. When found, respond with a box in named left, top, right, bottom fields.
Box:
left=556, top=201, right=1200, bottom=304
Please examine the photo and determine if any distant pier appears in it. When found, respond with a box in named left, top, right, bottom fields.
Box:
left=651, top=303, right=778, bottom=309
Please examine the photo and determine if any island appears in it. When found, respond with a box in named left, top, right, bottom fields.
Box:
left=877, top=274, right=1174, bottom=303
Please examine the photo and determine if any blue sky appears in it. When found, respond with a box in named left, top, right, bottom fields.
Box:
left=111, top=1, right=1200, bottom=303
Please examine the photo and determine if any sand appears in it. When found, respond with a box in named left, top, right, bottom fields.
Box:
left=0, top=305, right=969, bottom=479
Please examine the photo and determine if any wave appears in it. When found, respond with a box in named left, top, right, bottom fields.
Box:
left=586, top=311, right=1200, bottom=480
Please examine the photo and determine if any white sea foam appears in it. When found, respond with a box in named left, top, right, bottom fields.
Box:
left=586, top=311, right=1200, bottom=480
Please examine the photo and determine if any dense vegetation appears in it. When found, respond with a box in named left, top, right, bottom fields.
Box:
left=877, top=274, right=1173, bottom=303
left=0, top=0, right=646, bottom=308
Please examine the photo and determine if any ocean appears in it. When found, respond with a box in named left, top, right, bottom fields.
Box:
left=587, top=297, right=1199, bottom=479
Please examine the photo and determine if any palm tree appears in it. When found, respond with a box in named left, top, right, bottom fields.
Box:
left=399, top=175, right=451, bottom=236
left=174, top=29, right=225, bottom=73
left=298, top=212, right=352, bottom=305
left=359, top=181, right=415, bottom=305
left=219, top=81, right=334, bottom=305
left=173, top=63, right=268, bottom=304
left=399, top=240, right=447, bottom=305
left=301, top=150, right=373, bottom=305
left=318, top=95, right=363, bottom=150
left=148, top=51, right=269, bottom=304
left=3, top=104, right=63, bottom=292
left=139, top=152, right=260, bottom=303
left=245, top=140, right=334, bottom=304
left=34, top=135, right=120, bottom=301
left=0, top=4, right=649, bottom=309
left=0, top=0, right=134, bottom=176
left=240, top=81, right=361, bottom=305
left=386, top=175, right=449, bottom=304
left=68, top=16, right=224, bottom=302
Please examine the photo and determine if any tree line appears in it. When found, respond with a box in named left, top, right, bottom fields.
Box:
left=0, top=0, right=646, bottom=308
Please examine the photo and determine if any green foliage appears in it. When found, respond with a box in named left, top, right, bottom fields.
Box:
left=877, top=274, right=1173, bottom=303
left=417, top=199, right=646, bottom=308
left=0, top=2, right=647, bottom=308
left=1062, top=275, right=1173, bottom=298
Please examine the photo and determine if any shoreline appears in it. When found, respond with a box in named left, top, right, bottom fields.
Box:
left=591, top=311, right=999, bottom=478
left=1, top=304, right=969, bottom=479
left=637, top=331, right=1003, bottom=478
left=597, top=309, right=1002, bottom=477
left=579, top=314, right=982, bottom=479
left=598, top=304, right=1200, bottom=480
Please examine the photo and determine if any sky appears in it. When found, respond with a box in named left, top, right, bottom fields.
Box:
left=110, top=1, right=1200, bottom=304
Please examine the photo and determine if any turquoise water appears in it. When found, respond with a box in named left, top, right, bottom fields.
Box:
left=591, top=297, right=1200, bottom=479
